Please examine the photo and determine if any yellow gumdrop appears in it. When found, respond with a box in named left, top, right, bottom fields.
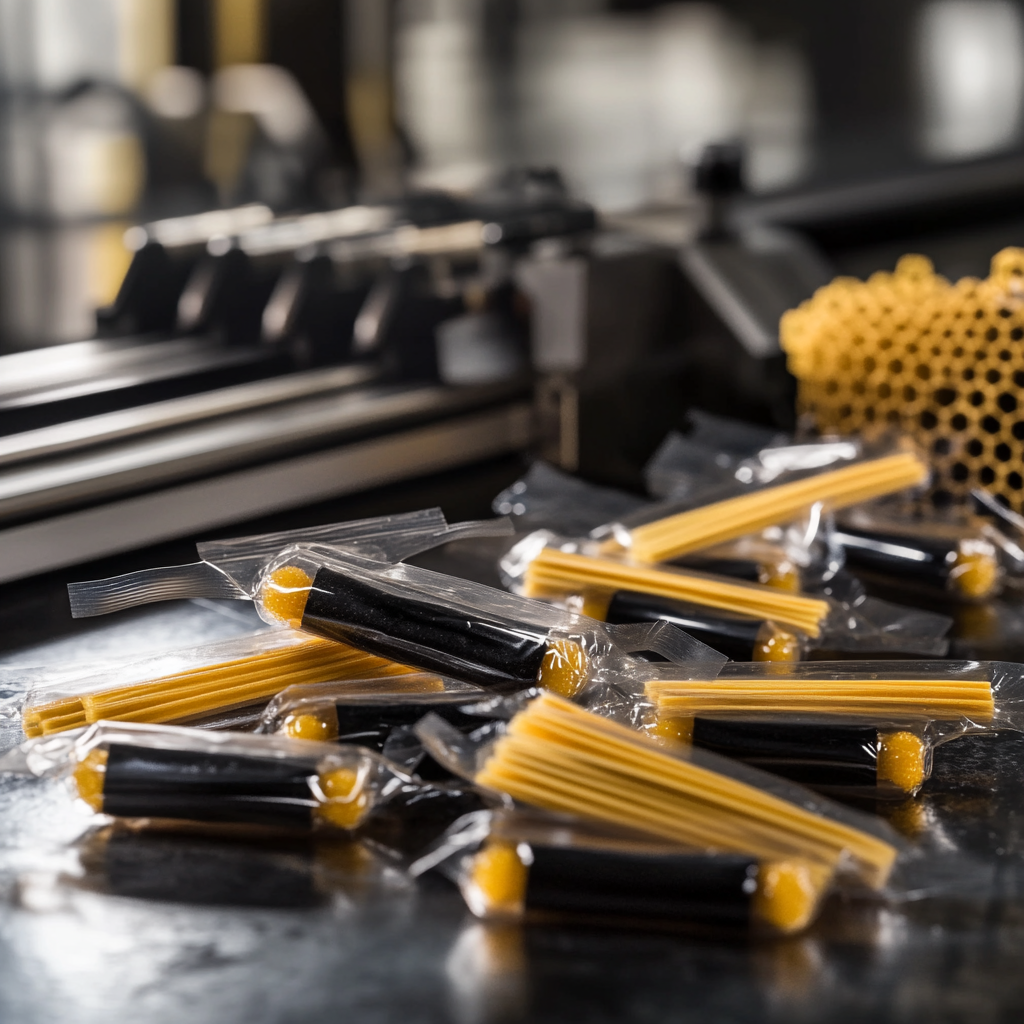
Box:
left=579, top=590, right=612, bottom=621
left=315, top=766, right=370, bottom=830
left=951, top=546, right=999, bottom=600
left=752, top=624, right=801, bottom=663
left=759, top=561, right=801, bottom=593
left=470, top=841, right=528, bottom=916
left=537, top=639, right=589, bottom=699
left=877, top=731, right=927, bottom=794
left=650, top=713, right=694, bottom=747
left=73, top=748, right=108, bottom=812
left=284, top=707, right=339, bottom=742
left=260, top=565, right=313, bottom=626
left=751, top=859, right=830, bottom=935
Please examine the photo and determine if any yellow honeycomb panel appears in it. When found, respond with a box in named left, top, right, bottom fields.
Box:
left=780, top=249, right=1024, bottom=511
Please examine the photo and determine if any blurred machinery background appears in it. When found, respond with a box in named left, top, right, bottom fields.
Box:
left=6, top=0, right=1024, bottom=607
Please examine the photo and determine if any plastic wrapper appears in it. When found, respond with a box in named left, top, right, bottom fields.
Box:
left=0, top=721, right=422, bottom=833
left=492, top=459, right=838, bottom=591
left=492, top=461, right=649, bottom=537
left=833, top=501, right=1007, bottom=601
left=18, top=629, right=416, bottom=738
left=643, top=419, right=838, bottom=501
left=635, top=662, right=1024, bottom=798
left=256, top=674, right=512, bottom=779
left=415, top=690, right=904, bottom=892
left=639, top=708, right=937, bottom=800
left=601, top=436, right=928, bottom=565
left=501, top=531, right=951, bottom=658
left=411, top=808, right=832, bottom=936
left=67, top=510, right=514, bottom=618
left=253, top=547, right=727, bottom=698
left=643, top=659, right=1022, bottom=727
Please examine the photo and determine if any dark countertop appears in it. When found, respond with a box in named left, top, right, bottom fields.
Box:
left=2, top=555, right=1024, bottom=1022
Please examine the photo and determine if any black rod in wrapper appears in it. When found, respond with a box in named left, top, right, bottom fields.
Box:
left=281, top=699, right=490, bottom=748
left=303, top=566, right=551, bottom=687
left=664, top=718, right=927, bottom=796
left=17, top=722, right=418, bottom=833
left=413, top=810, right=833, bottom=935
left=99, top=744, right=319, bottom=829
left=258, top=677, right=510, bottom=783
left=492, top=845, right=759, bottom=925
left=833, top=522, right=998, bottom=599
left=254, top=551, right=726, bottom=699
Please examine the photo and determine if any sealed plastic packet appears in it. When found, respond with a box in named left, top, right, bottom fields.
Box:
left=258, top=674, right=488, bottom=743
left=20, top=629, right=417, bottom=738
left=640, top=660, right=1024, bottom=797
left=642, top=416, right=788, bottom=503
left=601, top=435, right=929, bottom=565
left=492, top=458, right=836, bottom=595
left=1, top=721, right=418, bottom=832
left=501, top=532, right=952, bottom=661
left=833, top=505, right=1005, bottom=601
left=252, top=547, right=727, bottom=698
left=492, top=461, right=649, bottom=538
left=411, top=808, right=831, bottom=936
left=415, top=691, right=903, bottom=894
left=67, top=509, right=513, bottom=618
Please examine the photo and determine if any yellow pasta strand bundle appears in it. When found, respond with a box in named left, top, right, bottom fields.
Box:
left=522, top=546, right=829, bottom=636
left=780, top=249, right=1024, bottom=512
left=23, top=637, right=414, bottom=737
left=646, top=676, right=996, bottom=722
left=608, top=450, right=927, bottom=564
left=475, top=691, right=898, bottom=890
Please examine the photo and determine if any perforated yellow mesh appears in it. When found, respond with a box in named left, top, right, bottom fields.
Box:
left=780, top=249, right=1024, bottom=510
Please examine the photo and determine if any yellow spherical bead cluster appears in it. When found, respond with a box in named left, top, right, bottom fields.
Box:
left=780, top=249, right=1024, bottom=510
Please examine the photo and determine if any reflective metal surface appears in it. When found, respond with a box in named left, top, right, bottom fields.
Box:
left=0, top=397, right=533, bottom=583
left=0, top=365, right=378, bottom=468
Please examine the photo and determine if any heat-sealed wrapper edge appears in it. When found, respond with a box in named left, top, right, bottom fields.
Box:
left=411, top=807, right=833, bottom=936
left=67, top=510, right=513, bottom=618
left=492, top=461, right=650, bottom=538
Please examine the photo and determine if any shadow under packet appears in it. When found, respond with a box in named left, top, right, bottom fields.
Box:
left=580, top=659, right=1024, bottom=801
